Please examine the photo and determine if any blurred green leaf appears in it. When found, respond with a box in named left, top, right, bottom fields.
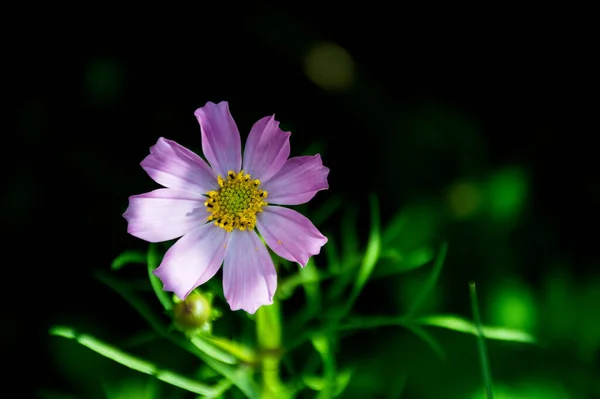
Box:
left=416, top=314, right=537, bottom=344
left=311, top=194, right=342, bottom=226
left=49, top=326, right=231, bottom=397
left=111, top=250, right=146, bottom=270
left=341, top=204, right=359, bottom=263
left=302, top=368, right=353, bottom=397
left=102, top=376, right=158, bottom=399
left=348, top=194, right=381, bottom=307
left=404, top=242, right=448, bottom=318
left=339, top=312, right=535, bottom=344
left=382, top=203, right=438, bottom=251
left=373, top=245, right=436, bottom=277
left=147, top=243, right=172, bottom=311
left=311, top=333, right=338, bottom=399
left=328, top=203, right=360, bottom=299
left=35, top=391, right=80, bottom=399
left=406, top=325, right=445, bottom=360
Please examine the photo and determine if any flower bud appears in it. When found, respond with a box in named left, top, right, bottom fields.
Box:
left=172, top=291, right=212, bottom=333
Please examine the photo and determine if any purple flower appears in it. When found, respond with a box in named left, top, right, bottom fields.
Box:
left=123, top=101, right=329, bottom=313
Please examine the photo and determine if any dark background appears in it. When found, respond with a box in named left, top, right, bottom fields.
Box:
left=6, top=4, right=598, bottom=398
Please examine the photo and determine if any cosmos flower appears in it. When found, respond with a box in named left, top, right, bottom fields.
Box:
left=123, top=101, right=329, bottom=313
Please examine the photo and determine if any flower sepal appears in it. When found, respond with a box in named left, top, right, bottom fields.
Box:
left=171, top=290, right=220, bottom=335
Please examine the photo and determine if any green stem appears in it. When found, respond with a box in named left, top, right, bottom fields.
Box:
left=256, top=299, right=285, bottom=399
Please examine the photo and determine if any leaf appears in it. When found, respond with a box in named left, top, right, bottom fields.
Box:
left=147, top=243, right=172, bottom=311
left=349, top=194, right=381, bottom=304
left=301, top=368, right=352, bottom=396
left=49, top=326, right=231, bottom=397
left=404, top=241, right=448, bottom=318
left=338, top=313, right=536, bottom=344
left=95, top=271, right=260, bottom=399
left=406, top=325, right=445, bottom=360
left=111, top=250, right=146, bottom=270
left=372, top=246, right=436, bottom=278
left=415, top=314, right=537, bottom=344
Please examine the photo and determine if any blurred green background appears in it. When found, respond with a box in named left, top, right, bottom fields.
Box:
left=6, top=4, right=598, bottom=399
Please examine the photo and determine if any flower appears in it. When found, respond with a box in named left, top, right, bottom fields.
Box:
left=123, top=101, right=329, bottom=313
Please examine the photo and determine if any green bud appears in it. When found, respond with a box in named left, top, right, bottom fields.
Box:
left=172, top=291, right=212, bottom=333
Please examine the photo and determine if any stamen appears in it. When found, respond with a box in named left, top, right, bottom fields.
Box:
left=204, top=170, right=268, bottom=232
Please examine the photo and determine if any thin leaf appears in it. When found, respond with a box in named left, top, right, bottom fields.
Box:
left=95, top=271, right=260, bottom=399
left=111, top=250, right=146, bottom=270
left=372, top=246, right=435, bottom=278
left=348, top=194, right=381, bottom=306
left=416, top=314, right=536, bottom=344
left=406, top=325, right=445, bottom=360
left=147, top=243, right=172, bottom=311
left=49, top=326, right=230, bottom=398
left=469, top=282, right=495, bottom=399
left=404, top=241, right=448, bottom=319
left=338, top=314, right=536, bottom=344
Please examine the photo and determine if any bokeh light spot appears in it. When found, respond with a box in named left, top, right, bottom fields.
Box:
left=304, top=41, right=355, bottom=92
left=447, top=181, right=482, bottom=219
left=85, top=58, right=123, bottom=104
left=486, top=167, right=528, bottom=222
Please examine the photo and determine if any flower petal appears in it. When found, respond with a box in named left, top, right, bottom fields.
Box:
left=242, top=115, right=291, bottom=182
left=153, top=222, right=229, bottom=300
left=194, top=101, right=242, bottom=177
left=257, top=206, right=327, bottom=266
left=123, top=188, right=209, bottom=242
left=222, top=230, right=277, bottom=313
left=140, top=137, right=218, bottom=193
left=261, top=155, right=329, bottom=205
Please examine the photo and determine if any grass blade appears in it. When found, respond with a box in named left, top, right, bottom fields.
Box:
left=49, top=326, right=230, bottom=397
left=470, top=282, right=494, bottom=399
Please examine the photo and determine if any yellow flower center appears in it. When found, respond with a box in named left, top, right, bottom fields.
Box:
left=204, top=170, right=268, bottom=232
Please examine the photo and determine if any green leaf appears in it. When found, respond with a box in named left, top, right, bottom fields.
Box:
left=339, top=313, right=536, bottom=344
left=406, top=325, right=445, bottom=360
left=415, top=314, right=537, bottom=344
left=350, top=194, right=381, bottom=299
left=111, top=250, right=146, bottom=270
left=147, top=243, right=172, bottom=311
left=95, top=271, right=260, bottom=399
left=382, top=203, right=438, bottom=250
left=469, top=282, right=494, bottom=399
left=310, top=194, right=342, bottom=226
left=49, top=326, right=231, bottom=397
left=310, top=333, right=337, bottom=399
left=404, top=241, right=448, bottom=318
left=373, top=245, right=436, bottom=278
left=302, top=368, right=352, bottom=396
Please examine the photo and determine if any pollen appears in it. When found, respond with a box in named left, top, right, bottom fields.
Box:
left=204, top=170, right=268, bottom=232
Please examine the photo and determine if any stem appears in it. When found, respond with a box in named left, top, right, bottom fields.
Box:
left=256, top=299, right=285, bottom=399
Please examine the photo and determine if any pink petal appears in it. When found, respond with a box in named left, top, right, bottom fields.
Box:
left=242, top=115, right=291, bottom=182
left=123, top=188, right=208, bottom=242
left=222, top=230, right=277, bottom=313
left=256, top=206, right=327, bottom=267
left=140, top=137, right=218, bottom=194
left=261, top=155, right=329, bottom=205
left=153, top=222, right=229, bottom=300
left=194, top=101, right=242, bottom=177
